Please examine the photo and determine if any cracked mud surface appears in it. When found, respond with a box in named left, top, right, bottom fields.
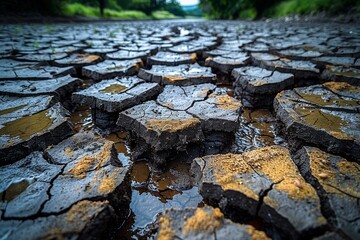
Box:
left=0, top=19, right=359, bottom=239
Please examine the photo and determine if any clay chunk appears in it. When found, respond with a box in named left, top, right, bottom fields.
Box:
left=294, top=147, right=360, bottom=240
left=156, top=206, right=270, bottom=240
left=191, top=146, right=327, bottom=239
left=274, top=82, right=360, bottom=162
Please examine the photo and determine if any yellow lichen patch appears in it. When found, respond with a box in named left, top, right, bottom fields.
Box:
left=298, top=93, right=358, bottom=107
left=64, top=148, right=74, bottom=157
left=66, top=142, right=112, bottom=179
left=244, top=146, right=317, bottom=200
left=106, top=65, right=125, bottom=71
left=163, top=76, right=185, bottom=83
left=100, top=84, right=127, bottom=94
left=323, top=81, right=360, bottom=92
left=146, top=118, right=200, bottom=133
left=0, top=104, right=27, bottom=116
left=98, top=172, right=117, bottom=194
left=67, top=156, right=96, bottom=179
left=162, top=103, right=174, bottom=108
left=66, top=200, right=107, bottom=223
left=76, top=54, right=101, bottom=63
left=188, top=53, right=197, bottom=61
left=308, top=148, right=360, bottom=198
left=44, top=228, right=64, bottom=240
left=279, top=57, right=291, bottom=62
left=197, top=87, right=211, bottom=98
left=275, top=177, right=318, bottom=200
left=212, top=154, right=258, bottom=200
left=294, top=108, right=350, bottom=139
left=94, top=142, right=113, bottom=169
left=252, top=79, right=268, bottom=86
left=0, top=109, right=55, bottom=143
left=326, top=66, right=360, bottom=79
left=183, top=208, right=224, bottom=235
left=158, top=215, right=175, bottom=240
left=214, top=95, right=242, bottom=111
left=246, top=225, right=270, bottom=240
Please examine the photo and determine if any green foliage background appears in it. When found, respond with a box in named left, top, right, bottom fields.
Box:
left=1, top=0, right=358, bottom=19
left=200, top=0, right=360, bottom=19
left=0, top=0, right=186, bottom=19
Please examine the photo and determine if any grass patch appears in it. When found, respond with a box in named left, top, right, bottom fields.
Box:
left=62, top=3, right=148, bottom=19
left=151, top=10, right=178, bottom=19
left=267, top=0, right=358, bottom=17
left=63, top=3, right=98, bottom=17
left=238, top=8, right=257, bottom=19
left=104, top=9, right=148, bottom=19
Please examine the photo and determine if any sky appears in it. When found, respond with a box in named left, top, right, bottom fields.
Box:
left=177, top=0, right=200, bottom=6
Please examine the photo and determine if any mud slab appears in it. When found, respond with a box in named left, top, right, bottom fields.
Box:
left=72, top=76, right=161, bottom=113
left=294, top=147, right=360, bottom=239
left=117, top=84, right=241, bottom=163
left=53, top=54, right=102, bottom=67
left=147, top=51, right=197, bottom=66
left=0, top=102, right=74, bottom=165
left=274, top=82, right=360, bottom=162
left=0, top=75, right=81, bottom=98
left=251, top=53, right=320, bottom=79
left=206, top=52, right=250, bottom=74
left=156, top=206, right=270, bottom=240
left=191, top=146, right=327, bottom=239
left=321, top=65, right=360, bottom=85
left=232, top=66, right=294, bottom=108
left=82, top=59, right=143, bottom=81
left=0, top=59, right=74, bottom=80
left=0, top=132, right=131, bottom=238
left=138, top=64, right=216, bottom=86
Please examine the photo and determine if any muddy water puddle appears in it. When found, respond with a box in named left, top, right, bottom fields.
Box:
left=70, top=92, right=283, bottom=239
left=232, top=108, right=286, bottom=154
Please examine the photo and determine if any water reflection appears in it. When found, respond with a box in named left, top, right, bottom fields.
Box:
left=118, top=160, right=203, bottom=239
left=232, top=108, right=287, bottom=153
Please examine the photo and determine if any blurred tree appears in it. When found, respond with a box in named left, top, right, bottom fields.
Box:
left=99, top=0, right=105, bottom=16
left=0, top=0, right=65, bottom=16
left=164, top=0, right=186, bottom=16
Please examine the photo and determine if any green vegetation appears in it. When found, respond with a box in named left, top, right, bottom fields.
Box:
left=200, top=0, right=360, bottom=19
left=1, top=0, right=189, bottom=19
left=63, top=3, right=148, bottom=19
left=151, top=10, right=178, bottom=19
left=62, top=0, right=186, bottom=19
left=267, top=0, right=359, bottom=17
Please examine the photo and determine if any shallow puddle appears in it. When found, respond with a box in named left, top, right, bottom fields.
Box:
left=0, top=179, right=31, bottom=202
left=0, top=104, right=27, bottom=116
left=100, top=84, right=128, bottom=94
left=232, top=108, right=286, bottom=153
left=0, top=109, right=55, bottom=142
left=117, top=159, right=203, bottom=239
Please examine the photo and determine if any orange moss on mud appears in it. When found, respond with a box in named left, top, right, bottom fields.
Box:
left=146, top=118, right=200, bottom=133
left=214, top=95, right=242, bottom=111
left=66, top=142, right=113, bottom=179
left=66, top=200, right=107, bottom=223
left=158, top=215, right=175, bottom=240
left=183, top=208, right=224, bottom=235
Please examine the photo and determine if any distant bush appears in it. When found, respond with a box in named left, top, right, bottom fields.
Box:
left=267, top=0, right=359, bottom=17
left=63, top=3, right=148, bottom=19
left=63, top=3, right=99, bottom=17
left=151, top=10, right=178, bottom=19
left=200, top=0, right=359, bottom=19
left=104, top=9, right=148, bottom=19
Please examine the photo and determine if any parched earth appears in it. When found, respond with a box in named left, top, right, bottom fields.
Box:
left=0, top=19, right=359, bottom=240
